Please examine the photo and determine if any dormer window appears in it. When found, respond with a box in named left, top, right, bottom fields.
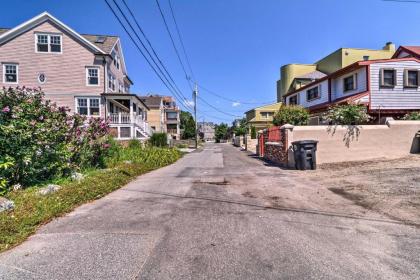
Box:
left=36, top=33, right=62, bottom=53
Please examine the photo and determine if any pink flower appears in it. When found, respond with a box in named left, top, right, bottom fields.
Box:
left=1, top=106, right=10, bottom=113
left=103, top=143, right=111, bottom=149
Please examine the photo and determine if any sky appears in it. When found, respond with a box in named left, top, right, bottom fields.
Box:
left=2, top=0, right=420, bottom=123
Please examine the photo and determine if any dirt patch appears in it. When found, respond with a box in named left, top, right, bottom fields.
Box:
left=305, top=155, right=420, bottom=226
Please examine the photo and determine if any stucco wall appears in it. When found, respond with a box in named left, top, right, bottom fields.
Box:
left=287, top=120, right=420, bottom=165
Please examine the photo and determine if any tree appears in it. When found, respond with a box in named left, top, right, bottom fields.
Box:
left=273, top=105, right=309, bottom=126
left=233, top=118, right=248, bottom=136
left=250, top=126, right=257, bottom=139
left=180, top=111, right=196, bottom=139
left=215, top=123, right=229, bottom=143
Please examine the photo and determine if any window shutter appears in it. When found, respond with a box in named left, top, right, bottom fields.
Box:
left=380, top=69, right=384, bottom=87
left=354, top=73, right=358, bottom=90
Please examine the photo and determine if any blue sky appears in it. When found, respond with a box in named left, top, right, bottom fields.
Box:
left=2, top=0, right=420, bottom=123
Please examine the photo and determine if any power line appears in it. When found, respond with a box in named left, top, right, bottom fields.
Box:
left=119, top=0, right=194, bottom=111
left=167, top=0, right=196, bottom=82
left=155, top=0, right=193, bottom=91
left=197, top=96, right=242, bottom=118
left=112, top=0, right=193, bottom=112
left=197, top=83, right=277, bottom=105
left=104, top=0, right=193, bottom=114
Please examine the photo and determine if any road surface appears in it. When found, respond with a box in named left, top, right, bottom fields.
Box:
left=0, top=143, right=419, bottom=279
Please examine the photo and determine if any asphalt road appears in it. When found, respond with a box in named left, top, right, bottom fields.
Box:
left=0, top=143, right=419, bottom=279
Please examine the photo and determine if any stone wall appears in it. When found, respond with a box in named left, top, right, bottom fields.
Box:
left=264, top=142, right=288, bottom=166
left=262, top=125, right=289, bottom=166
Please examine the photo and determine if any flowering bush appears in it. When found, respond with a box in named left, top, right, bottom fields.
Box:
left=0, top=87, right=110, bottom=190
left=273, top=106, right=309, bottom=126
left=324, top=104, right=371, bottom=125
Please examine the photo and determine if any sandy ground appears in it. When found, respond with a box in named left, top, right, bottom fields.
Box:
left=301, top=155, right=420, bottom=226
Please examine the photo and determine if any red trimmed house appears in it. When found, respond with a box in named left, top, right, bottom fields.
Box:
left=282, top=57, right=420, bottom=124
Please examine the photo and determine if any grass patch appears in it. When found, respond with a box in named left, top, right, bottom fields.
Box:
left=0, top=146, right=181, bottom=252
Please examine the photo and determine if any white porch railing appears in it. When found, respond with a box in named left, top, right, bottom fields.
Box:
left=108, top=113, right=153, bottom=136
left=108, top=113, right=131, bottom=124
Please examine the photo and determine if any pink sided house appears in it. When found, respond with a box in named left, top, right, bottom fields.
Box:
left=0, top=12, right=152, bottom=140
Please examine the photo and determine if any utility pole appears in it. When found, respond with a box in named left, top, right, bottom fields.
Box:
left=193, top=83, right=198, bottom=148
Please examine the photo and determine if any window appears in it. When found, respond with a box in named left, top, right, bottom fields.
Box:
left=306, top=86, right=319, bottom=101
left=3, top=64, right=18, bottom=83
left=404, top=69, right=419, bottom=88
left=37, top=34, right=48, bottom=52
left=38, top=73, right=46, bottom=84
left=381, top=69, right=396, bottom=87
left=260, top=112, right=274, bottom=119
left=36, top=34, right=62, bottom=53
left=118, top=83, right=123, bottom=93
left=108, top=74, right=115, bottom=91
left=112, top=51, right=120, bottom=70
left=86, top=67, right=99, bottom=85
left=289, top=95, right=298, bottom=105
left=343, top=74, right=357, bottom=92
left=167, top=112, right=178, bottom=120
left=76, top=97, right=100, bottom=116
left=50, top=35, right=61, bottom=53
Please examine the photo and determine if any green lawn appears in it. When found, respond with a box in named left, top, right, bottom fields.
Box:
left=0, top=146, right=181, bottom=252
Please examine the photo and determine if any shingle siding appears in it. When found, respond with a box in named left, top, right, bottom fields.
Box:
left=0, top=20, right=105, bottom=114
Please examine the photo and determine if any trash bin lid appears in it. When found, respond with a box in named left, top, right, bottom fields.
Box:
left=292, top=140, right=318, bottom=145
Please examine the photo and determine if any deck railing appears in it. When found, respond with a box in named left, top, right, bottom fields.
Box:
left=108, top=113, right=153, bottom=136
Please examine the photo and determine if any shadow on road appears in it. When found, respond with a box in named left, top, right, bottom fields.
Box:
left=122, top=188, right=417, bottom=227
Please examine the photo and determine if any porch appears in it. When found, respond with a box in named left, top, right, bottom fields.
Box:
left=102, top=93, right=153, bottom=140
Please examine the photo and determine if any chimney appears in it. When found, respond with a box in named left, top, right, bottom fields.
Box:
left=383, top=42, right=395, bottom=51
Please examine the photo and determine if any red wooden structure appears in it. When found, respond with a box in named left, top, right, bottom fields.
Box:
left=258, top=126, right=283, bottom=156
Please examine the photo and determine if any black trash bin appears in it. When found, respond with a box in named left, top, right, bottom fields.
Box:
left=292, top=140, right=318, bottom=170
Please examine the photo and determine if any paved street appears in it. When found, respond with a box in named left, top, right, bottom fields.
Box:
left=0, top=143, right=419, bottom=280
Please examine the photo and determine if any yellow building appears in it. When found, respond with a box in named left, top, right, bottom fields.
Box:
left=276, top=42, right=396, bottom=101
left=245, top=102, right=282, bottom=131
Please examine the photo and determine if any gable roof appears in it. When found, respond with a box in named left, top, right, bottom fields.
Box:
left=0, top=12, right=106, bottom=54
left=392, top=46, right=420, bottom=59
left=79, top=34, right=119, bottom=54
left=296, top=70, right=327, bottom=80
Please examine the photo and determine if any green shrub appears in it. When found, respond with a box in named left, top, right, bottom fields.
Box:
left=106, top=145, right=181, bottom=168
left=403, top=112, right=420, bottom=120
left=324, top=104, right=371, bottom=125
left=273, top=105, right=309, bottom=126
left=149, top=133, right=168, bottom=147
left=128, top=139, right=142, bottom=149
left=0, top=87, right=110, bottom=190
left=250, top=126, right=257, bottom=139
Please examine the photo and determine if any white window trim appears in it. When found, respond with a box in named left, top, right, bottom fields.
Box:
left=74, top=97, right=101, bottom=117
left=86, top=67, right=100, bottom=87
left=34, top=33, right=63, bottom=54
left=2, top=63, right=19, bottom=84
